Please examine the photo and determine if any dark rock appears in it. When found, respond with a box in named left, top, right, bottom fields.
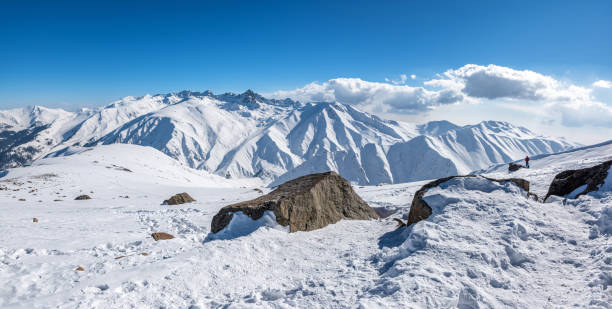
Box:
left=114, top=165, right=132, bottom=172
left=527, top=192, right=539, bottom=201
left=75, top=266, right=84, bottom=271
left=75, top=195, right=91, bottom=200
left=211, top=171, right=378, bottom=234
left=163, top=193, right=195, bottom=205
left=544, top=160, right=612, bottom=201
left=508, top=163, right=524, bottom=172
left=393, top=218, right=407, bottom=228
left=151, top=232, right=174, bottom=241
left=33, top=218, right=38, bottom=223
left=253, top=188, right=264, bottom=194
left=408, top=175, right=530, bottom=226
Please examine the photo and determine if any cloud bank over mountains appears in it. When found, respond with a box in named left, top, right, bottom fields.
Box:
left=268, top=64, right=612, bottom=128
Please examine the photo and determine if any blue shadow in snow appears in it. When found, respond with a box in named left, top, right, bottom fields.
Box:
left=377, top=225, right=411, bottom=249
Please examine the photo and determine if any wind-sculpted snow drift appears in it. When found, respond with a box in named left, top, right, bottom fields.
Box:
left=406, top=175, right=530, bottom=226
left=0, top=90, right=577, bottom=184
left=371, top=167, right=611, bottom=307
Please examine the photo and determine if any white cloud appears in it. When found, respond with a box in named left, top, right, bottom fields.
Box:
left=429, top=64, right=612, bottom=127
left=410, top=74, right=416, bottom=80
left=593, top=80, right=612, bottom=88
left=268, top=64, right=612, bottom=127
left=548, top=100, right=612, bottom=127
left=268, top=78, right=464, bottom=114
left=386, top=74, right=409, bottom=85
left=430, top=64, right=569, bottom=101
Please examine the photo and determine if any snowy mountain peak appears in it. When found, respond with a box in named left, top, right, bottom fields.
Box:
left=172, top=90, right=214, bottom=98
left=466, top=120, right=538, bottom=139
left=417, top=120, right=461, bottom=136
left=0, top=91, right=580, bottom=184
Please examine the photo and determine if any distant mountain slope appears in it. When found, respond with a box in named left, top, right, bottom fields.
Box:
left=0, top=91, right=579, bottom=184
left=92, top=96, right=417, bottom=185
left=0, top=106, right=88, bottom=169
left=388, top=121, right=574, bottom=182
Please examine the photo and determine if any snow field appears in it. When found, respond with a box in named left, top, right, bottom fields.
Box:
left=0, top=143, right=610, bottom=308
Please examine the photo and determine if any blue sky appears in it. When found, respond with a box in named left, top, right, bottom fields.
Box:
left=1, top=1, right=612, bottom=142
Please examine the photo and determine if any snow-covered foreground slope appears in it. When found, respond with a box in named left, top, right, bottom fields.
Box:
left=0, top=91, right=577, bottom=185
left=1, top=143, right=609, bottom=308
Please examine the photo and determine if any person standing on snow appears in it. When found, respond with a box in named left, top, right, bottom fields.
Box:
left=525, top=156, right=530, bottom=168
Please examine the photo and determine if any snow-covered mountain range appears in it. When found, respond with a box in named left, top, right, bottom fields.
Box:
left=0, top=90, right=578, bottom=185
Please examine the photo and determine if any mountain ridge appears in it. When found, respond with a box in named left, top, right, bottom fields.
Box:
left=0, top=90, right=579, bottom=184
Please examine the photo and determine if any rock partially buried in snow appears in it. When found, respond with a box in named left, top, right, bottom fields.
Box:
left=32, top=218, right=38, bottom=223
left=162, top=193, right=195, bottom=205
left=508, top=162, right=524, bottom=172
left=407, top=175, right=530, bottom=226
left=211, top=171, right=378, bottom=234
left=151, top=232, right=174, bottom=241
left=544, top=160, right=612, bottom=201
left=74, top=195, right=91, bottom=200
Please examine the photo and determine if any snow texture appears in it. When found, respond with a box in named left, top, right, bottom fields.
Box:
left=209, top=210, right=289, bottom=240
left=0, top=141, right=610, bottom=308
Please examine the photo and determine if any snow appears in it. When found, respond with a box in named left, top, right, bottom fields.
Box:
left=0, top=91, right=578, bottom=185
left=0, top=106, right=91, bottom=169
left=600, top=166, right=612, bottom=192
left=567, top=184, right=588, bottom=199
left=209, top=211, right=289, bottom=241
left=481, top=140, right=612, bottom=197
left=1, top=141, right=610, bottom=308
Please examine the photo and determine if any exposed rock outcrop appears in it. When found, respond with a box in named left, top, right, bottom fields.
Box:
left=75, top=195, right=91, bottom=200
left=544, top=160, right=612, bottom=201
left=211, top=171, right=378, bottom=234
left=151, top=232, right=174, bottom=241
left=163, top=193, right=195, bottom=205
left=407, top=175, right=530, bottom=226
left=393, top=218, right=407, bottom=228
left=527, top=192, right=539, bottom=202
left=508, top=163, right=524, bottom=172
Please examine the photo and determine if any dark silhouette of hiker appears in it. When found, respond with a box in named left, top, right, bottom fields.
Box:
left=525, top=156, right=530, bottom=168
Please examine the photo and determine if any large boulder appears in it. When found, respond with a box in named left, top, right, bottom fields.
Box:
left=407, top=175, right=530, bottom=226
left=544, top=160, right=612, bottom=201
left=163, top=193, right=195, bottom=205
left=211, top=171, right=378, bottom=233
